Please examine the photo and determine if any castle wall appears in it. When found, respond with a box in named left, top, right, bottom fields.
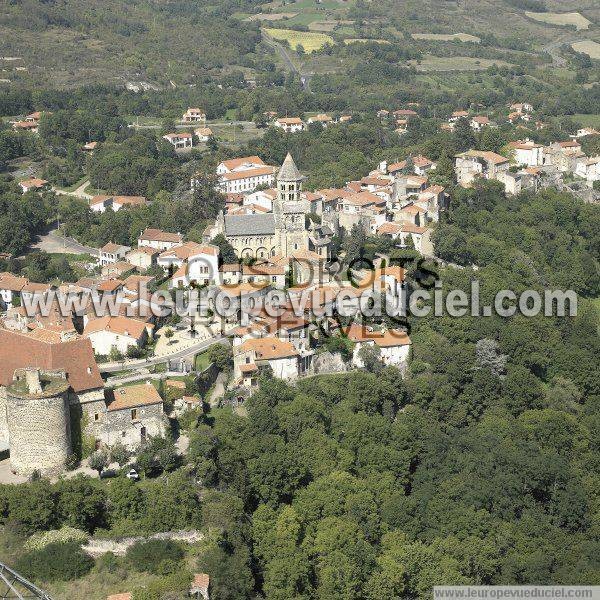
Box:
left=7, top=386, right=71, bottom=476
left=0, top=387, right=7, bottom=444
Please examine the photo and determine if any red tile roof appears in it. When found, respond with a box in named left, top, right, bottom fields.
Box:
left=0, top=329, right=103, bottom=392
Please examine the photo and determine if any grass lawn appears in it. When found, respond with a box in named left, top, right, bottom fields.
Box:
left=263, top=27, right=334, bottom=52
left=53, top=175, right=88, bottom=193
left=274, top=0, right=341, bottom=10
left=525, top=11, right=592, bottom=30
left=211, top=122, right=265, bottom=145
left=84, top=184, right=107, bottom=196
left=283, top=12, right=324, bottom=26
left=572, top=114, right=600, bottom=127
left=194, top=350, right=211, bottom=371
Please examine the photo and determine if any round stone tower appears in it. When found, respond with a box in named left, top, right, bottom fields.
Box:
left=6, top=368, right=71, bottom=476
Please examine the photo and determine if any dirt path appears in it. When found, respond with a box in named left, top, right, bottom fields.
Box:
left=53, top=179, right=92, bottom=200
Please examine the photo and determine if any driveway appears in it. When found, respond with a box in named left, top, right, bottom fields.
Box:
left=53, top=179, right=93, bottom=200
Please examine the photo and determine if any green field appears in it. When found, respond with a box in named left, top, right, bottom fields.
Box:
left=525, top=11, right=592, bottom=30
left=263, top=27, right=334, bottom=52
left=572, top=114, right=600, bottom=127
left=412, top=32, right=481, bottom=43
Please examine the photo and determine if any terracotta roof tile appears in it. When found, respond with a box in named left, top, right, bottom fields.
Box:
left=0, top=329, right=103, bottom=392
left=106, top=383, right=162, bottom=412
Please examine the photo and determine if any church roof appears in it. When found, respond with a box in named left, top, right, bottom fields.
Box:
left=278, top=153, right=302, bottom=182
left=224, top=213, right=275, bottom=236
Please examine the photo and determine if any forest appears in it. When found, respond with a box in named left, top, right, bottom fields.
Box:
left=0, top=178, right=598, bottom=598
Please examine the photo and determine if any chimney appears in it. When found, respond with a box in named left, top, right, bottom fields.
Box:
left=25, top=368, right=43, bottom=394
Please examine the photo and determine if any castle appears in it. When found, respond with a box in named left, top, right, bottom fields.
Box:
left=0, top=328, right=165, bottom=476
left=215, top=153, right=311, bottom=259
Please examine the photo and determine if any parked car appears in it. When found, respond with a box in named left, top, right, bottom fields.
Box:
left=125, top=468, right=140, bottom=481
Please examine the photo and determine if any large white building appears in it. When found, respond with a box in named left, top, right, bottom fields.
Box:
left=507, top=140, right=544, bottom=167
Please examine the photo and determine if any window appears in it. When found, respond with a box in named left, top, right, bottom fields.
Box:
left=94, top=413, right=99, bottom=422
left=121, top=431, right=126, bottom=437
left=131, top=408, right=138, bottom=420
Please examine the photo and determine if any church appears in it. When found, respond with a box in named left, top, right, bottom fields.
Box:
left=215, top=153, right=312, bottom=259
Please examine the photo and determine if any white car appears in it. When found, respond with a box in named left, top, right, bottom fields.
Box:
left=125, top=468, right=140, bottom=481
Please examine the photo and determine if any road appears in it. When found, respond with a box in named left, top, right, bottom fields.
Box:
left=99, top=335, right=227, bottom=373
left=541, top=33, right=587, bottom=68
left=28, top=225, right=99, bottom=256
left=261, top=31, right=312, bottom=92
left=128, top=120, right=256, bottom=130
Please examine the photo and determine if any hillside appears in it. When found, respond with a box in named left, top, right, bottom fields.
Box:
left=0, top=0, right=598, bottom=88
left=0, top=0, right=263, bottom=87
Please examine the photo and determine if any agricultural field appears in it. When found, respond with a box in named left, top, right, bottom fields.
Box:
left=309, top=20, right=354, bottom=32
left=263, top=28, right=334, bottom=52
left=343, top=38, right=391, bottom=45
left=571, top=40, right=600, bottom=60
left=412, top=32, right=481, bottom=43
left=245, top=12, right=298, bottom=21
left=210, top=121, right=266, bottom=145
left=412, top=55, right=512, bottom=71
left=525, top=11, right=592, bottom=30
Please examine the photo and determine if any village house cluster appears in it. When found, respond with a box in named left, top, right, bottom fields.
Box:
left=3, top=96, right=599, bottom=480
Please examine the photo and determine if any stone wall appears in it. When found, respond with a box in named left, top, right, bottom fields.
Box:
left=7, top=386, right=71, bottom=476
left=0, top=387, right=7, bottom=444
left=102, top=403, right=165, bottom=449
left=312, top=351, right=348, bottom=375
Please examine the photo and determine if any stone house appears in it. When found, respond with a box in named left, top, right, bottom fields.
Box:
left=101, top=383, right=165, bottom=449
left=0, top=330, right=105, bottom=475
left=0, top=272, right=28, bottom=310
left=233, top=336, right=300, bottom=386
left=241, top=262, right=286, bottom=288
left=182, top=107, right=206, bottom=123
left=273, top=117, right=305, bottom=133
left=126, top=246, right=159, bottom=270
left=90, top=195, right=147, bottom=213
left=345, top=323, right=411, bottom=369
left=507, top=140, right=544, bottom=167
left=19, top=178, right=49, bottom=193
left=575, top=157, right=600, bottom=184
left=163, top=132, right=193, bottom=150
left=83, top=316, right=151, bottom=355
left=195, top=127, right=213, bottom=142
left=99, top=243, right=131, bottom=266
left=138, top=228, right=183, bottom=251
left=454, top=150, right=510, bottom=185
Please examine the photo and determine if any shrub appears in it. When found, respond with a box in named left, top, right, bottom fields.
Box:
left=132, top=570, right=192, bottom=600
left=126, top=539, right=184, bottom=573
left=25, top=526, right=89, bottom=551
left=95, top=551, right=122, bottom=574
left=16, top=541, right=94, bottom=582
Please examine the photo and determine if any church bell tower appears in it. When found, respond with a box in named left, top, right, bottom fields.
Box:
left=274, top=153, right=309, bottom=256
